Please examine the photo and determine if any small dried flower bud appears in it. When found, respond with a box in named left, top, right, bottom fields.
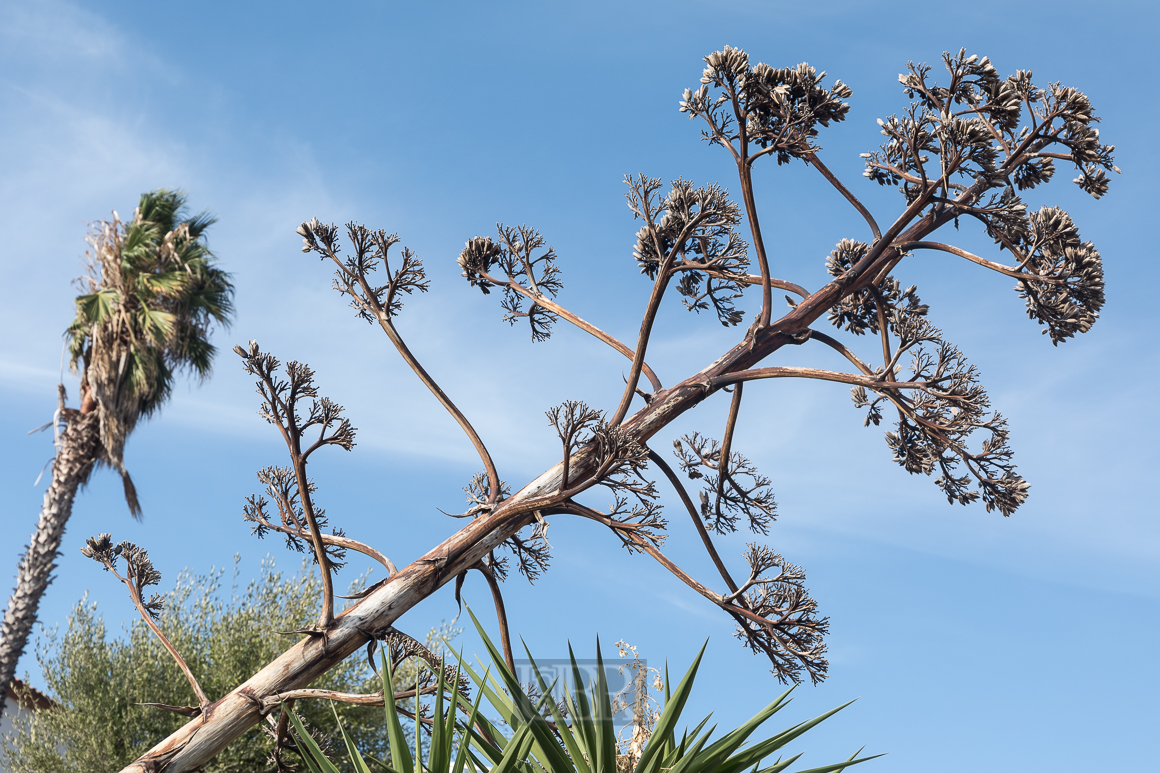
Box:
left=80, top=533, right=118, bottom=566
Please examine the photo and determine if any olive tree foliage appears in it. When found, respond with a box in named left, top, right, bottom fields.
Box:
left=0, top=560, right=457, bottom=773
left=81, top=46, right=1114, bottom=772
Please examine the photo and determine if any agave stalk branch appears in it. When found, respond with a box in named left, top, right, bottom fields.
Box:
left=322, top=247, right=502, bottom=505
left=898, top=240, right=1070, bottom=283
left=647, top=449, right=740, bottom=595
left=262, top=689, right=392, bottom=711
left=479, top=269, right=663, bottom=392
left=246, top=507, right=396, bottom=576
left=867, top=285, right=894, bottom=379
left=674, top=265, right=809, bottom=300
left=718, top=77, right=775, bottom=327
left=805, top=152, right=882, bottom=241
left=99, top=557, right=210, bottom=712
left=250, top=363, right=337, bottom=628
left=610, top=258, right=677, bottom=426
left=715, top=383, right=745, bottom=528
left=806, top=330, right=876, bottom=375
left=737, top=161, right=774, bottom=327
left=709, top=366, right=951, bottom=396
left=474, top=562, right=515, bottom=671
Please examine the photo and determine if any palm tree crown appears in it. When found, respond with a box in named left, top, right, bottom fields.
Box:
left=66, top=189, right=233, bottom=515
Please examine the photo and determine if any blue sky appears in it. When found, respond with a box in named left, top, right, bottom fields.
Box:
left=1, top=0, right=1157, bottom=769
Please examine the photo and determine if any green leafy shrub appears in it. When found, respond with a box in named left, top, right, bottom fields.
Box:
left=0, top=559, right=451, bottom=773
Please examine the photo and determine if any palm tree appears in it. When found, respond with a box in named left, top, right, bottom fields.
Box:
left=0, top=190, right=233, bottom=700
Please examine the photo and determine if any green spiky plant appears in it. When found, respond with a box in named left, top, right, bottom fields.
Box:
left=285, top=611, right=877, bottom=773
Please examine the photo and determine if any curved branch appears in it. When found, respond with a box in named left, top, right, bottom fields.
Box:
left=266, top=689, right=388, bottom=710
left=710, top=366, right=942, bottom=394
left=647, top=450, right=739, bottom=595
left=806, top=331, right=875, bottom=376
left=867, top=285, right=894, bottom=379
left=474, top=562, right=515, bottom=671
left=737, top=163, right=774, bottom=327
left=289, top=455, right=335, bottom=627
left=558, top=501, right=725, bottom=604
left=244, top=361, right=336, bottom=626
left=328, top=256, right=502, bottom=504
left=249, top=510, right=397, bottom=576
left=805, top=152, right=881, bottom=241
left=897, top=241, right=1068, bottom=284
left=678, top=266, right=809, bottom=299
left=610, top=255, right=677, bottom=426
left=483, top=272, right=663, bottom=393
left=376, top=320, right=500, bottom=502
left=715, top=383, right=744, bottom=531
left=106, top=564, right=210, bottom=712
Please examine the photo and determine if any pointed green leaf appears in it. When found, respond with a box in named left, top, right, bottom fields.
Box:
left=380, top=649, right=415, bottom=773
left=634, top=640, right=707, bottom=773
left=331, top=700, right=374, bottom=773
left=282, top=702, right=342, bottom=773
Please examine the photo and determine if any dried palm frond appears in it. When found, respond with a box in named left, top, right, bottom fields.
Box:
left=66, top=190, right=233, bottom=516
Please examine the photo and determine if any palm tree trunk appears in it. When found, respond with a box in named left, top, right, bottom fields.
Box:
left=0, top=411, right=100, bottom=705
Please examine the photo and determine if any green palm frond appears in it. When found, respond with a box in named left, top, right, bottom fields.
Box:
left=136, top=306, right=177, bottom=345
left=65, top=189, right=233, bottom=516
left=73, top=289, right=121, bottom=327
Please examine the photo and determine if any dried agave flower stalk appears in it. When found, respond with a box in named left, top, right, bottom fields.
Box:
left=106, top=46, right=1115, bottom=772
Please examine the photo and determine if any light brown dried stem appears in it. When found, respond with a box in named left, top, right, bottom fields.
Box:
left=709, top=366, right=951, bottom=396
left=646, top=450, right=740, bottom=595
left=99, top=559, right=210, bottom=712
left=480, top=270, right=663, bottom=393
left=248, top=508, right=397, bottom=576
left=264, top=689, right=388, bottom=711
left=325, top=250, right=502, bottom=505
left=897, top=240, right=1070, bottom=284
left=680, top=266, right=809, bottom=300
left=805, top=151, right=882, bottom=241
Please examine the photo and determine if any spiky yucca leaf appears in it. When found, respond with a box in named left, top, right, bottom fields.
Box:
left=287, top=615, right=878, bottom=773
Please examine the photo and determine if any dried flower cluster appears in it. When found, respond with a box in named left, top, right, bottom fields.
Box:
left=680, top=45, right=852, bottom=163
left=628, top=176, right=751, bottom=326
left=732, top=546, right=828, bottom=684
left=457, top=225, right=564, bottom=341
left=673, top=433, right=777, bottom=535
left=81, top=534, right=164, bottom=619
left=83, top=45, right=1116, bottom=771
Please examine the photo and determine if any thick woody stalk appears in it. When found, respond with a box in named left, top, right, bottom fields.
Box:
left=116, top=203, right=951, bottom=769
left=0, top=412, right=100, bottom=699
